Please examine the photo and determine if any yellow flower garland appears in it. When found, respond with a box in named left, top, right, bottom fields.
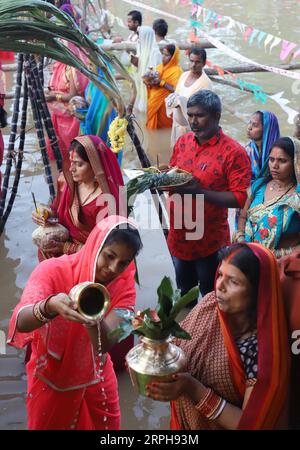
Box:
left=108, top=116, right=128, bottom=153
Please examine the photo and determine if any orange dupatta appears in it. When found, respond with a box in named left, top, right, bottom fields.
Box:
left=215, top=244, right=290, bottom=429
left=146, top=47, right=182, bottom=129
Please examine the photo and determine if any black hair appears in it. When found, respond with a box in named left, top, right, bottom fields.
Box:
left=252, top=110, right=264, bottom=130
left=128, top=10, right=142, bottom=25
left=187, top=89, right=222, bottom=116
left=164, top=44, right=176, bottom=57
left=153, top=19, right=168, bottom=38
left=189, top=46, right=207, bottom=64
left=270, top=137, right=296, bottom=181
left=104, top=224, right=143, bottom=257
left=69, top=140, right=89, bottom=162
left=271, top=137, right=295, bottom=159
left=218, top=244, right=260, bottom=325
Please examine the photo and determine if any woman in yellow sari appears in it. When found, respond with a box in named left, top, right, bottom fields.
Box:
left=145, top=45, right=182, bottom=130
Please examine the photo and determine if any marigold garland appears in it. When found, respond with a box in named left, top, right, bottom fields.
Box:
left=108, top=116, right=128, bottom=153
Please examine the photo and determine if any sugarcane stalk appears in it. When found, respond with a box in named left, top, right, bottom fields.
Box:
left=126, top=116, right=151, bottom=168
left=126, top=115, right=169, bottom=234
left=37, top=55, right=44, bottom=88
left=24, top=54, right=55, bottom=200
left=29, top=55, right=62, bottom=171
left=0, top=53, right=23, bottom=220
left=0, top=79, right=29, bottom=233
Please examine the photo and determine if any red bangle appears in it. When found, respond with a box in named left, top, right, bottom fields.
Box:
left=195, top=388, right=224, bottom=420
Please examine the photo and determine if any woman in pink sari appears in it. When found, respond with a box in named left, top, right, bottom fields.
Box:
left=7, top=215, right=142, bottom=430
left=31, top=135, right=131, bottom=372
left=33, top=135, right=124, bottom=261
left=45, top=4, right=88, bottom=163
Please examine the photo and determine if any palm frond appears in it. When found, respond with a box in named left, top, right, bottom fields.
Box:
left=0, top=0, right=136, bottom=116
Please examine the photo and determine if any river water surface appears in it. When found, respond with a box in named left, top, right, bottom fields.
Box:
left=0, top=0, right=299, bottom=430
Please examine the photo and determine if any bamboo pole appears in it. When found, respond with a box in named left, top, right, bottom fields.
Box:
left=3, top=58, right=300, bottom=77
left=81, top=0, right=88, bottom=33
left=0, top=53, right=23, bottom=221
left=205, top=62, right=300, bottom=76
left=1, top=40, right=216, bottom=74
left=209, top=75, right=274, bottom=96
left=96, top=41, right=216, bottom=52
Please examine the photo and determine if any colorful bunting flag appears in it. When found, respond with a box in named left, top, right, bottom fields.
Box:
left=193, top=4, right=300, bottom=61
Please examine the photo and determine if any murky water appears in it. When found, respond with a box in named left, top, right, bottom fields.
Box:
left=0, top=0, right=299, bottom=429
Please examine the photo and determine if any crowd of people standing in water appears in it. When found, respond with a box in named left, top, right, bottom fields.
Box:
left=1, top=2, right=300, bottom=431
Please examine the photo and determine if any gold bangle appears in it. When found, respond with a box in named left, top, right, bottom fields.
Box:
left=159, top=80, right=166, bottom=87
left=63, top=241, right=71, bottom=254
left=56, top=94, right=63, bottom=102
left=33, top=302, right=50, bottom=324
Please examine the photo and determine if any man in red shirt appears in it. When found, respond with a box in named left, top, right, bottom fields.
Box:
left=166, top=90, right=251, bottom=301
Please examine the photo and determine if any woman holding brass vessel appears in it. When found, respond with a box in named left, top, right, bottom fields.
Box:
left=32, top=135, right=124, bottom=261
left=8, top=216, right=142, bottom=430
left=147, top=243, right=291, bottom=429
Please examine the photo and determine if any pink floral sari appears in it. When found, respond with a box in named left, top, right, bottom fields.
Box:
left=8, top=216, right=137, bottom=430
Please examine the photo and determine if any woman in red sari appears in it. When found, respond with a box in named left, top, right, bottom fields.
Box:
left=33, top=135, right=124, bottom=261
left=7, top=215, right=142, bottom=430
left=147, top=243, right=291, bottom=429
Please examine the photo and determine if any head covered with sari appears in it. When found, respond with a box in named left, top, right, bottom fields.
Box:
left=8, top=215, right=139, bottom=391
left=134, top=26, right=162, bottom=113
left=55, top=135, right=124, bottom=243
left=171, top=243, right=290, bottom=430
left=146, top=46, right=182, bottom=129
left=247, top=110, right=280, bottom=179
left=81, top=68, right=117, bottom=143
left=60, top=3, right=81, bottom=26
left=245, top=136, right=300, bottom=249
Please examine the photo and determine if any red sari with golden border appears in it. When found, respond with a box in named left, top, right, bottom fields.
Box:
left=39, top=135, right=124, bottom=261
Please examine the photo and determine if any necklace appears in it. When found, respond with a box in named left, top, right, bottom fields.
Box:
left=269, top=180, right=294, bottom=192
left=80, top=184, right=98, bottom=206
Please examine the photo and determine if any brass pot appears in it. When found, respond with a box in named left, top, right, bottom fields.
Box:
left=69, top=282, right=110, bottom=321
left=126, top=336, right=187, bottom=398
